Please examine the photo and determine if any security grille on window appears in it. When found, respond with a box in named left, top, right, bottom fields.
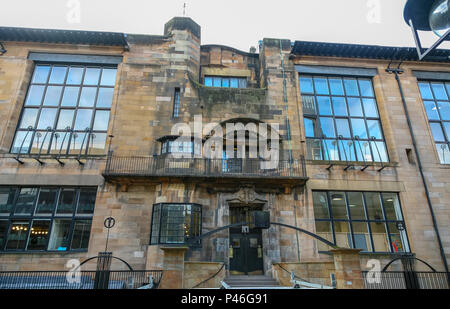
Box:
left=204, top=76, right=247, bottom=89
left=299, top=76, right=389, bottom=163
left=417, top=81, right=450, bottom=164
left=313, top=191, right=409, bottom=253
left=0, top=186, right=96, bottom=252
left=150, top=203, right=202, bottom=245
left=11, top=64, right=117, bottom=156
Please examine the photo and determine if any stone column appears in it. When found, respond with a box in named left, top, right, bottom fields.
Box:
left=330, top=248, right=364, bottom=289
left=158, top=247, right=189, bottom=289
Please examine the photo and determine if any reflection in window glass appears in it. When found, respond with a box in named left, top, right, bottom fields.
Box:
left=315, top=221, right=333, bottom=251
left=419, top=82, right=433, bottom=100
left=6, top=221, right=29, bottom=250
left=336, top=119, right=351, bottom=138
left=312, top=192, right=330, bottom=219
left=389, top=222, right=409, bottom=253
left=332, top=97, right=347, bottom=116
left=49, top=67, right=67, bottom=84
left=334, top=221, right=351, bottom=248
left=314, top=78, right=329, bottom=95
left=19, top=108, right=38, bottom=129
left=83, top=68, right=101, bottom=85
left=96, top=88, right=114, bottom=108
left=77, top=188, right=96, bottom=215
left=56, top=189, right=76, bottom=215
left=32, top=66, right=51, bottom=84
left=370, top=222, right=389, bottom=252
left=320, top=117, right=335, bottom=138
left=347, top=192, right=365, bottom=220
left=0, top=188, right=16, bottom=214
left=299, top=77, right=314, bottom=93
left=344, top=79, right=359, bottom=96
left=43, top=86, right=63, bottom=106
left=330, top=192, right=348, bottom=220
left=362, top=98, right=379, bottom=117
left=329, top=78, right=344, bottom=95
left=14, top=188, right=38, bottom=215
left=61, top=87, right=80, bottom=107
left=365, top=192, right=383, bottom=220
left=100, top=69, right=117, bottom=86
left=317, top=96, right=332, bottom=115
left=48, top=219, right=71, bottom=251
left=66, top=67, right=84, bottom=85
left=71, top=220, right=92, bottom=250
left=348, top=98, right=363, bottom=117
left=352, top=222, right=371, bottom=251
left=93, top=111, right=110, bottom=131
left=74, top=109, right=93, bottom=131
left=359, top=80, right=374, bottom=97
left=27, top=220, right=50, bottom=250
left=79, top=87, right=97, bottom=107
left=35, top=188, right=58, bottom=215
left=25, top=86, right=45, bottom=106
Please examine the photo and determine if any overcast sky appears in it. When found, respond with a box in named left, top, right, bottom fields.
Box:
left=1, top=0, right=448, bottom=52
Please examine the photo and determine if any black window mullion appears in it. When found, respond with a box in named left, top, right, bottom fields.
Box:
left=326, top=191, right=337, bottom=246
left=344, top=192, right=356, bottom=249
left=379, top=192, right=395, bottom=253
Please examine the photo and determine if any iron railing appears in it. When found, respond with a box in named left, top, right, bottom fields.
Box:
left=362, top=271, right=450, bottom=289
left=103, top=155, right=307, bottom=179
left=0, top=270, right=163, bottom=290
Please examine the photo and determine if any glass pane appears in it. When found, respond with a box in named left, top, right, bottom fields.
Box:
left=27, top=220, right=50, bottom=250
left=0, top=187, right=16, bottom=215
left=436, top=143, right=450, bottom=164
left=320, top=117, right=335, bottom=138
left=43, top=86, right=63, bottom=106
left=35, top=188, right=58, bottom=215
left=14, top=188, right=38, bottom=215
left=313, top=192, right=330, bottom=219
left=93, top=111, right=110, bottom=131
left=0, top=220, right=8, bottom=248
left=306, top=139, right=323, bottom=160
left=299, top=77, right=314, bottom=93
left=352, top=222, right=371, bottom=251
left=61, top=87, right=80, bottom=107
left=362, top=98, right=379, bottom=117
left=315, top=221, right=333, bottom=251
left=25, top=85, right=45, bottom=106
left=332, top=97, right=347, bottom=116
left=49, top=66, right=67, bottom=84
left=239, top=79, right=247, bottom=88
left=367, top=120, right=382, bottom=140
left=30, top=130, right=52, bottom=154
left=48, top=219, right=72, bottom=251
left=430, top=123, right=445, bottom=142
left=314, top=77, right=329, bottom=95
left=68, top=132, right=89, bottom=155
left=11, top=131, right=32, bottom=154
left=79, top=87, right=97, bottom=107
left=222, top=78, right=230, bottom=88
left=329, top=78, right=344, bottom=95
left=388, top=222, right=409, bottom=253
left=204, top=77, right=212, bottom=87
left=56, top=189, right=77, bottom=215
left=334, top=221, right=351, bottom=248
left=344, top=79, right=359, bottom=96
left=230, top=78, right=239, bottom=88
left=49, top=131, right=70, bottom=155
left=66, top=67, right=84, bottom=85
left=71, top=220, right=92, bottom=250
left=213, top=77, right=222, bottom=87
left=32, top=66, right=50, bottom=84
left=83, top=68, right=101, bottom=85
left=358, top=79, right=374, bottom=97
left=6, top=221, right=29, bottom=250
left=370, top=222, right=389, bottom=252
left=302, top=96, right=316, bottom=114
left=330, top=192, right=347, bottom=219
left=371, top=141, right=388, bottom=162
left=37, top=108, right=57, bottom=130
left=419, top=82, right=434, bottom=100
left=323, top=139, right=339, bottom=160
left=382, top=193, right=403, bottom=221
left=304, top=118, right=315, bottom=138
left=56, top=109, right=75, bottom=130
left=151, top=205, right=161, bottom=245
left=347, top=192, right=366, bottom=220
left=338, top=140, right=356, bottom=161
left=77, top=188, right=96, bottom=215
left=437, top=101, right=450, bottom=120
left=100, top=68, right=117, bottom=86
left=19, top=108, right=38, bottom=129
left=431, top=83, right=448, bottom=100
left=74, top=109, right=93, bottom=131
left=443, top=122, right=450, bottom=140
left=424, top=101, right=440, bottom=120
left=336, top=119, right=351, bottom=138
left=351, top=118, right=368, bottom=139
left=348, top=98, right=363, bottom=116
left=96, top=88, right=114, bottom=108
left=355, top=140, right=373, bottom=162
left=365, top=192, right=383, bottom=220
left=88, top=133, right=107, bottom=155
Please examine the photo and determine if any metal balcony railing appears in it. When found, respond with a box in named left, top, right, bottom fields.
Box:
left=103, top=155, right=307, bottom=179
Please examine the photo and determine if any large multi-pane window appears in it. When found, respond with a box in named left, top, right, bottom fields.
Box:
left=11, top=64, right=117, bottom=156
left=150, top=203, right=202, bottom=246
left=204, top=76, right=247, bottom=89
left=417, top=81, right=450, bottom=164
left=313, top=191, right=409, bottom=253
left=300, top=76, right=389, bottom=163
left=0, top=186, right=96, bottom=252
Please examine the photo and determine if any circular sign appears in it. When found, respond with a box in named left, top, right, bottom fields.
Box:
left=104, top=217, right=116, bottom=229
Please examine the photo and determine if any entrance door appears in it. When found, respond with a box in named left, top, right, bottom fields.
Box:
left=229, top=206, right=264, bottom=276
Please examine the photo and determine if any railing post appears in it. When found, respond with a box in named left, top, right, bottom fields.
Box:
left=94, top=252, right=112, bottom=289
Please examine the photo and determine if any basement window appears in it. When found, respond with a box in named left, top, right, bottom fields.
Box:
left=150, top=203, right=202, bottom=246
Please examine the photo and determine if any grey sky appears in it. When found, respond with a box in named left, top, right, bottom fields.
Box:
left=1, top=0, right=448, bottom=52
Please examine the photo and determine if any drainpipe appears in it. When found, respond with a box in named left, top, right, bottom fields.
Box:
left=386, top=66, right=449, bottom=274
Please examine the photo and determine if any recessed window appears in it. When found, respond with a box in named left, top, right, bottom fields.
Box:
left=418, top=81, right=450, bottom=164
left=173, top=88, right=181, bottom=118
left=11, top=64, right=117, bottom=156
left=300, top=75, right=388, bottom=163
left=0, top=186, right=96, bottom=252
left=160, top=137, right=202, bottom=156
left=313, top=191, right=409, bottom=253
left=150, top=203, right=202, bottom=246
left=204, top=76, right=247, bottom=89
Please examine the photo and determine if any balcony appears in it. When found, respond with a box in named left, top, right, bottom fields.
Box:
left=103, top=155, right=308, bottom=188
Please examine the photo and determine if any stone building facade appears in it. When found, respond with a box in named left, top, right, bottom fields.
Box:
left=0, top=17, right=448, bottom=282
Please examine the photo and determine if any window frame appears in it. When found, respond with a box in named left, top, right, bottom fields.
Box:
left=149, top=203, right=202, bottom=247
left=11, top=63, right=117, bottom=157
left=313, top=190, right=410, bottom=254
left=300, top=74, right=389, bottom=163
left=203, top=76, right=248, bottom=89
left=0, top=186, right=96, bottom=253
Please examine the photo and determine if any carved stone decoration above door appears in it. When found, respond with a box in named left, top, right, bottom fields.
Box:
left=226, top=185, right=267, bottom=205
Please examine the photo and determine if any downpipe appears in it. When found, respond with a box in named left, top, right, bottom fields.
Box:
left=387, top=67, right=449, bottom=276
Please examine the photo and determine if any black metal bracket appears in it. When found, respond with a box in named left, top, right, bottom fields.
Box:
left=408, top=19, right=450, bottom=61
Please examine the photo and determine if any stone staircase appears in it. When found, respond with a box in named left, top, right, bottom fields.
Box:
left=223, top=275, right=282, bottom=289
